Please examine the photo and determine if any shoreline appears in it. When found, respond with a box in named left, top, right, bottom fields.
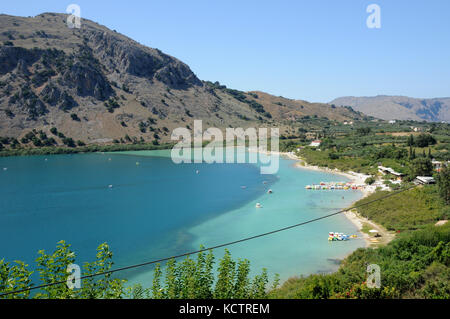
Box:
left=253, top=149, right=389, bottom=248
left=0, top=143, right=175, bottom=158
left=4, top=145, right=390, bottom=249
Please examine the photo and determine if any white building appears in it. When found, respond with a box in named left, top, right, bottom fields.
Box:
left=378, top=166, right=405, bottom=181
left=414, top=176, right=436, bottom=185
left=309, top=140, right=322, bottom=147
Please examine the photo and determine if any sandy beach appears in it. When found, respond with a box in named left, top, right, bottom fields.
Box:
left=251, top=148, right=392, bottom=248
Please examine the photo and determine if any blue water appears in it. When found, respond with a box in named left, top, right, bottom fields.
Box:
left=0, top=150, right=365, bottom=286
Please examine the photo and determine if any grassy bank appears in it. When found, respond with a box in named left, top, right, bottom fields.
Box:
left=355, top=185, right=449, bottom=231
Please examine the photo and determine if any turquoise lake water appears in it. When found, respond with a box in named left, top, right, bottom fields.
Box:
left=0, top=150, right=365, bottom=286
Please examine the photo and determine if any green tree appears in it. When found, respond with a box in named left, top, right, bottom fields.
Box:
left=411, top=157, right=433, bottom=177
left=233, top=259, right=251, bottom=298
left=62, top=138, right=76, bottom=148
left=415, top=134, right=437, bottom=148
left=436, top=166, right=450, bottom=204
left=365, top=177, right=376, bottom=185
left=356, top=127, right=371, bottom=136
left=407, top=134, right=414, bottom=147
left=78, top=243, right=125, bottom=299
left=1, top=241, right=126, bottom=299
left=34, top=240, right=76, bottom=298
left=214, top=250, right=236, bottom=299
left=1, top=243, right=274, bottom=300
left=151, top=263, right=164, bottom=299
left=0, top=260, right=32, bottom=299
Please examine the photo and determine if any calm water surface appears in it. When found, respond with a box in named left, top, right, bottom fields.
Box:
left=0, top=150, right=365, bottom=284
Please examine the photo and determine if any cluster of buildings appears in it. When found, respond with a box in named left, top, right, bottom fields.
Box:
left=378, top=160, right=448, bottom=186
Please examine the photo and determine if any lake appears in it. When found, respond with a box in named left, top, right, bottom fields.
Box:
left=0, top=150, right=365, bottom=286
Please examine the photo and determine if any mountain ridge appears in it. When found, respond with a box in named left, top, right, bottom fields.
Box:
left=330, top=95, right=450, bottom=123
left=0, top=12, right=363, bottom=145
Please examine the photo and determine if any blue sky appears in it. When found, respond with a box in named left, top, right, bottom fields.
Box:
left=1, top=0, right=449, bottom=102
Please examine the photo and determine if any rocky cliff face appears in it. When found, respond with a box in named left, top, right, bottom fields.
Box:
left=0, top=13, right=361, bottom=145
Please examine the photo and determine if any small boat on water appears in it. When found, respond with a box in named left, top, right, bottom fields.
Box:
left=241, top=186, right=247, bottom=189
left=267, top=189, right=273, bottom=194
left=108, top=185, right=113, bottom=189
left=3, top=168, right=7, bottom=171
left=255, top=203, right=262, bottom=208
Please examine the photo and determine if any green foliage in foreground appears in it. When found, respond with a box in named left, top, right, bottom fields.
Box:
left=0, top=241, right=125, bottom=299
left=133, top=249, right=277, bottom=299
left=0, top=243, right=276, bottom=299
left=271, top=223, right=450, bottom=299
left=354, top=185, right=448, bottom=231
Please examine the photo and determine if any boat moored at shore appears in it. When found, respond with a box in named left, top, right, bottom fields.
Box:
left=305, top=181, right=366, bottom=191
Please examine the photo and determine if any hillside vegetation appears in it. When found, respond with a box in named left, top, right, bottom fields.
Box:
left=355, top=186, right=448, bottom=231
left=291, top=121, right=449, bottom=176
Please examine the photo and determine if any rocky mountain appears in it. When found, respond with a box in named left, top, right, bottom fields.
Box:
left=330, top=96, right=450, bottom=123
left=0, top=13, right=363, bottom=145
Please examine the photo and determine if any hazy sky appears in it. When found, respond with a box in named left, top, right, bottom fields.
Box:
left=1, top=0, right=449, bottom=102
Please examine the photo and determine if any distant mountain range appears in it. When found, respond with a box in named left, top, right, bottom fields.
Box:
left=330, top=96, right=450, bottom=123
left=0, top=13, right=363, bottom=144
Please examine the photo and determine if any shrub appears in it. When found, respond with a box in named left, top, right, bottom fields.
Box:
left=4, top=109, right=14, bottom=118
left=329, top=153, right=339, bottom=160
left=70, top=113, right=80, bottom=121
left=139, top=122, right=147, bottom=133
left=414, top=134, right=437, bottom=148
left=62, top=137, right=76, bottom=147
